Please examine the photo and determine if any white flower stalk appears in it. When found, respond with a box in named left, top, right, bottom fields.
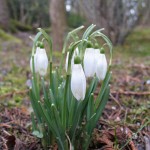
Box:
left=83, top=48, right=96, bottom=77
left=30, top=47, right=40, bottom=73
left=36, top=48, right=48, bottom=76
left=65, top=48, right=79, bottom=71
left=71, top=64, right=86, bottom=100
left=96, top=53, right=107, bottom=81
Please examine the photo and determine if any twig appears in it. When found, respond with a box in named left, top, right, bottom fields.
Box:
left=120, top=119, right=150, bottom=150
left=111, top=90, right=150, bottom=96
left=109, top=93, right=121, bottom=108
left=127, top=64, right=150, bottom=70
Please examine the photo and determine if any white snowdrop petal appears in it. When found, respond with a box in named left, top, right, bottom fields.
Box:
left=84, top=48, right=95, bottom=77
left=96, top=54, right=107, bottom=81
left=71, top=64, right=86, bottom=100
left=36, top=48, right=48, bottom=76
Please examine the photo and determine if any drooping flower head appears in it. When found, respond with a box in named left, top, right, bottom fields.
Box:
left=95, top=48, right=107, bottom=81
left=36, top=47, right=49, bottom=76
left=71, top=56, right=86, bottom=101
left=30, top=42, right=49, bottom=76
left=83, top=41, right=96, bottom=78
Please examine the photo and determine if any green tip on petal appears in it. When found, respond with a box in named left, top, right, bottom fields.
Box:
left=100, top=47, right=105, bottom=54
left=86, top=41, right=93, bottom=48
left=39, top=42, right=44, bottom=48
left=95, top=43, right=99, bottom=49
left=36, top=41, right=41, bottom=47
left=36, top=41, right=44, bottom=48
left=74, top=56, right=81, bottom=64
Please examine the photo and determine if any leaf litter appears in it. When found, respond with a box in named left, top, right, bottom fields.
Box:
left=0, top=30, right=150, bottom=149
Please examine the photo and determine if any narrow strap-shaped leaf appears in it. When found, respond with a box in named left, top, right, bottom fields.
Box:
left=38, top=101, right=61, bottom=139
left=82, top=24, right=96, bottom=40
left=51, top=70, right=59, bottom=101
left=70, top=101, right=83, bottom=142
left=49, top=88, right=56, bottom=104
left=92, top=85, right=110, bottom=132
left=57, top=84, right=64, bottom=121
left=81, top=77, right=98, bottom=117
left=87, top=93, right=94, bottom=121
left=29, top=89, right=42, bottom=123
left=56, top=137, right=65, bottom=150
left=31, top=112, right=37, bottom=131
left=68, top=96, right=77, bottom=127
left=51, top=104, right=65, bottom=138
left=41, top=77, right=48, bottom=100
left=62, top=74, right=70, bottom=129
left=95, top=71, right=111, bottom=108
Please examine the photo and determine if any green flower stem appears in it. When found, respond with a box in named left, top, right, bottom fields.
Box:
left=31, top=32, right=42, bottom=56
left=95, top=69, right=111, bottom=108
left=59, top=34, right=70, bottom=75
left=38, top=28, right=53, bottom=87
left=59, top=26, right=84, bottom=74
left=41, top=77, right=49, bottom=100
left=90, top=32, right=113, bottom=66
left=63, top=74, right=70, bottom=129
left=32, top=56, right=39, bottom=100
left=50, top=61, right=53, bottom=89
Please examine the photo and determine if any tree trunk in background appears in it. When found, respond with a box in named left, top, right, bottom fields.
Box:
left=50, top=0, right=67, bottom=51
left=0, top=0, right=10, bottom=30
left=140, top=0, right=150, bottom=25
left=80, top=0, right=142, bottom=45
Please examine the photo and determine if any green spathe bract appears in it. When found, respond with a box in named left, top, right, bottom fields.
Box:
left=29, top=25, right=113, bottom=150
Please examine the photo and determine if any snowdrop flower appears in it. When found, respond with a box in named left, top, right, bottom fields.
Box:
left=83, top=48, right=95, bottom=77
left=30, top=47, right=40, bottom=73
left=65, top=47, right=79, bottom=71
left=36, top=48, right=48, bottom=76
left=95, top=50, right=107, bottom=81
left=71, top=64, right=86, bottom=100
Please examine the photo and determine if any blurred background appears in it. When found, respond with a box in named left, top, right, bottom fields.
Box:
left=0, top=0, right=150, bottom=110
left=0, top=1, right=150, bottom=149
left=0, top=0, right=150, bottom=50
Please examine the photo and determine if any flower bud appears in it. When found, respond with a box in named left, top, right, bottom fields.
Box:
left=71, top=64, right=86, bottom=100
left=36, top=48, right=48, bottom=76
left=96, top=53, right=107, bottom=81
left=83, top=48, right=95, bottom=77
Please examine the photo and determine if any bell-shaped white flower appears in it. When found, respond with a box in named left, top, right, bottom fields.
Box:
left=65, top=48, right=79, bottom=71
left=96, top=53, right=107, bottom=81
left=71, top=64, right=86, bottom=100
left=83, top=48, right=95, bottom=77
left=36, top=48, right=48, bottom=76
left=94, top=49, right=101, bottom=70
left=30, top=47, right=40, bottom=73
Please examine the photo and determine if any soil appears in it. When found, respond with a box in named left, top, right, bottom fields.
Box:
left=0, top=29, right=150, bottom=150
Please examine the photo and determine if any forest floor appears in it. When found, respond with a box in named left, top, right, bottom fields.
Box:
left=0, top=27, right=150, bottom=150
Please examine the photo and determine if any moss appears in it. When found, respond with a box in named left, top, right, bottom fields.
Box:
left=11, top=20, right=32, bottom=32
left=0, top=29, right=21, bottom=43
left=121, top=27, right=150, bottom=56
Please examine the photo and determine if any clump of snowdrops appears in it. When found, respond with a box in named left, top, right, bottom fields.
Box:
left=29, top=25, right=112, bottom=149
